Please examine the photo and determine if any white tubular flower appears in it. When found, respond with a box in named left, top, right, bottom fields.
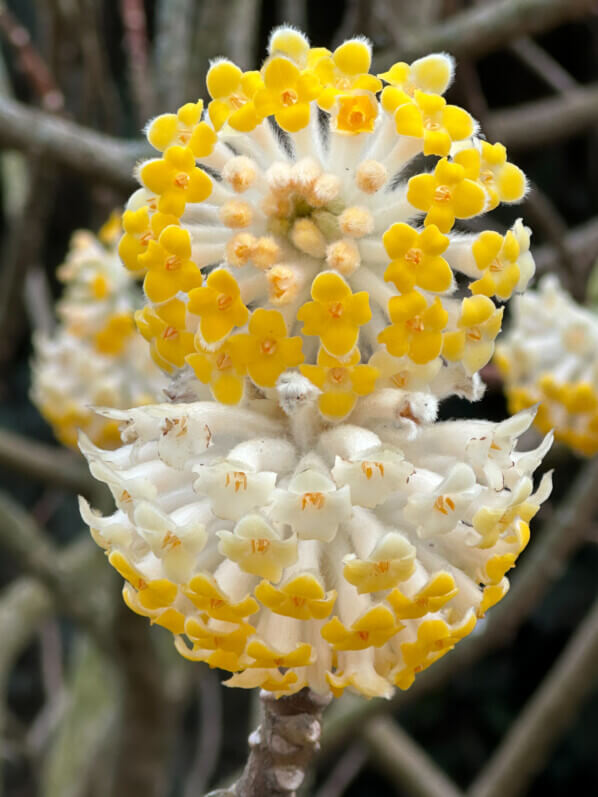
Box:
left=78, top=28, right=551, bottom=700
left=31, top=214, right=167, bottom=449
left=79, top=398, right=550, bottom=699
left=496, top=275, right=598, bottom=456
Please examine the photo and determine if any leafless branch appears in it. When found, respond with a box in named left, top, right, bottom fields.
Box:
left=0, top=95, right=147, bottom=190
left=119, top=0, right=154, bottom=124
left=469, top=595, right=598, bottom=797
left=312, top=742, right=367, bottom=797
left=378, top=0, right=595, bottom=65
left=363, top=717, right=464, bottom=797
left=184, top=669, right=224, bottom=797
left=154, top=0, right=196, bottom=110
left=509, top=36, right=578, bottom=93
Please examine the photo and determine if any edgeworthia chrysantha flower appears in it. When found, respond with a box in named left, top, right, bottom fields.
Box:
left=79, top=28, right=552, bottom=699
left=496, top=274, right=598, bottom=457
left=31, top=214, right=167, bottom=449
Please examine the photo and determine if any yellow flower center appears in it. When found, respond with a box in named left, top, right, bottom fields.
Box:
left=140, top=231, right=152, bottom=246
left=217, top=294, right=233, bottom=311
left=349, top=108, right=365, bottom=128
left=215, top=351, right=232, bottom=370
left=147, top=198, right=158, bottom=211
left=225, top=471, right=248, bottom=491
left=480, top=169, right=495, bottom=185
left=179, top=130, right=191, bottom=144
left=260, top=338, right=277, bottom=356
left=434, top=495, right=456, bottom=515
left=374, top=560, right=390, bottom=574
left=404, top=247, right=423, bottom=265
left=329, top=366, right=347, bottom=385
left=407, top=315, right=424, bottom=333
left=161, top=530, right=181, bottom=550
left=229, top=93, right=245, bottom=109
left=391, top=371, right=409, bottom=388
left=163, top=326, right=178, bottom=340
left=434, top=185, right=452, bottom=203
left=337, top=77, right=352, bottom=90
left=281, top=88, right=298, bottom=106
left=174, top=172, right=190, bottom=188
left=424, top=118, right=441, bottom=131
left=489, top=258, right=503, bottom=273
left=165, top=255, right=181, bottom=271
left=361, top=461, right=384, bottom=479
left=301, top=492, right=326, bottom=509
left=466, top=326, right=482, bottom=342
left=251, top=538, right=271, bottom=553
left=328, top=301, right=344, bottom=319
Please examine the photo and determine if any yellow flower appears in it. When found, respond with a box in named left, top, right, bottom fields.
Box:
left=229, top=308, right=304, bottom=388
left=94, top=312, right=134, bottom=356
left=187, top=270, right=248, bottom=344
left=383, top=222, right=452, bottom=293
left=343, top=532, right=415, bottom=593
left=135, top=301, right=194, bottom=370
left=139, top=226, right=203, bottom=303
left=255, top=574, right=336, bottom=620
left=253, top=55, right=320, bottom=132
left=443, top=295, right=503, bottom=374
left=118, top=206, right=179, bottom=272
left=312, top=38, right=381, bottom=110
left=379, top=53, right=454, bottom=99
left=407, top=158, right=487, bottom=232
left=392, top=90, right=474, bottom=156
left=387, top=572, right=458, bottom=619
left=186, top=339, right=247, bottom=404
left=471, top=229, right=521, bottom=300
left=217, top=515, right=297, bottom=582
left=478, top=141, right=526, bottom=210
left=206, top=59, right=263, bottom=131
left=147, top=100, right=217, bottom=157
left=139, top=146, right=212, bottom=217
left=378, top=291, right=448, bottom=364
left=183, top=572, right=258, bottom=622
left=296, top=272, right=371, bottom=358
left=300, top=347, right=379, bottom=418
left=334, top=91, right=379, bottom=135
left=322, top=605, right=402, bottom=651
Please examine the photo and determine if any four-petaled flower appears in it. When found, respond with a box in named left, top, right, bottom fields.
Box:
left=312, top=38, right=381, bottom=110
left=477, top=141, right=526, bottom=210
left=471, top=229, right=521, bottom=300
left=253, top=55, right=320, bottom=132
left=135, top=301, right=194, bottom=370
left=379, top=53, right=454, bottom=102
left=392, top=90, right=474, bottom=156
left=300, top=346, right=379, bottom=418
left=442, top=295, right=503, bottom=374
left=334, top=91, right=379, bottom=135
left=255, top=574, right=337, bottom=620
left=343, top=532, right=416, bottom=593
left=407, top=157, right=487, bottom=232
left=403, top=463, right=479, bottom=538
left=206, top=59, right=264, bottom=131
left=186, top=340, right=247, bottom=404
left=229, top=308, right=304, bottom=388
left=118, top=206, right=178, bottom=271
left=383, top=222, right=452, bottom=293
left=140, top=146, right=212, bottom=217
left=139, top=225, right=203, bottom=303
left=378, top=291, right=448, bottom=364
left=217, top=514, right=297, bottom=582
left=297, top=272, right=371, bottom=357
left=188, top=270, right=249, bottom=344
left=147, top=100, right=217, bottom=157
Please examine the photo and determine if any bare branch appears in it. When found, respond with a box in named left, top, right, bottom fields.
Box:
left=278, top=0, right=307, bottom=29
left=154, top=0, right=196, bottom=110
left=0, top=428, right=96, bottom=496
left=226, top=0, right=262, bottom=70
left=487, top=83, right=598, bottom=150
left=378, top=0, right=595, bottom=65
left=363, top=717, right=464, bottom=797
left=120, top=0, right=154, bottom=124
left=469, top=595, right=598, bottom=797
left=184, top=670, right=223, bottom=797
left=509, top=37, right=578, bottom=93
left=0, top=95, right=148, bottom=191
left=313, top=742, right=367, bottom=797
left=534, top=217, right=598, bottom=279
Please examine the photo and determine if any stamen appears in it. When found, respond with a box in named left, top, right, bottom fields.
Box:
left=220, top=200, right=253, bottom=228
left=222, top=156, right=258, bottom=193
left=326, top=239, right=360, bottom=276
left=339, top=206, right=374, bottom=238
left=226, top=233, right=256, bottom=267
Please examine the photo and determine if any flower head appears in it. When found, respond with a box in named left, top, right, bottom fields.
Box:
left=31, top=216, right=166, bottom=449
left=77, top=28, right=550, bottom=700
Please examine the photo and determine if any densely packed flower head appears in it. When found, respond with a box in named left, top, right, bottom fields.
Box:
left=32, top=214, right=167, bottom=449
left=496, top=275, right=598, bottom=457
left=79, top=28, right=552, bottom=699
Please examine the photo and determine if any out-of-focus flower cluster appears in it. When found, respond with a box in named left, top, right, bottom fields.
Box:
left=496, top=275, right=598, bottom=457
left=79, top=28, right=552, bottom=699
left=31, top=214, right=167, bottom=449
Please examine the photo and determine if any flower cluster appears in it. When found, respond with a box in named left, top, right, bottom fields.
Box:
left=78, top=28, right=551, bottom=699
left=31, top=215, right=167, bottom=449
left=496, top=275, right=598, bottom=456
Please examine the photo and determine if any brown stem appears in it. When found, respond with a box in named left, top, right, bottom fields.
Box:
left=208, top=688, right=331, bottom=797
